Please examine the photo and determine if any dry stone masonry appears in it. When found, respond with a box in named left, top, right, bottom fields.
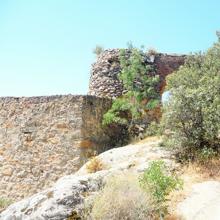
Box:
left=0, top=95, right=122, bottom=201
left=89, top=49, right=186, bottom=98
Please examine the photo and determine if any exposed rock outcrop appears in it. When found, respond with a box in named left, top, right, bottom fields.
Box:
left=3, top=139, right=220, bottom=220
left=77, top=138, right=174, bottom=176
left=177, top=181, right=220, bottom=220
left=0, top=139, right=175, bottom=220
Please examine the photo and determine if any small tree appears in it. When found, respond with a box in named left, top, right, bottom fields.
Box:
left=162, top=34, right=220, bottom=157
left=139, top=160, right=182, bottom=217
left=93, top=45, right=104, bottom=56
left=103, top=46, right=160, bottom=130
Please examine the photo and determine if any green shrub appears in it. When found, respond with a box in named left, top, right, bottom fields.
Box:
left=139, top=161, right=182, bottom=217
left=102, top=97, right=135, bottom=126
left=162, top=33, right=220, bottom=158
left=103, top=46, right=160, bottom=129
left=144, top=121, right=163, bottom=136
left=89, top=174, right=156, bottom=220
left=197, top=147, right=217, bottom=163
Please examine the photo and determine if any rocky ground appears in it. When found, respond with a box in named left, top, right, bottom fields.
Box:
left=1, top=137, right=220, bottom=220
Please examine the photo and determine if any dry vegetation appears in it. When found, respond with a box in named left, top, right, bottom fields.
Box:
left=88, top=174, right=157, bottom=220
left=86, top=157, right=105, bottom=173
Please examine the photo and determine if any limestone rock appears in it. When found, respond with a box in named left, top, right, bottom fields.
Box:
left=76, top=139, right=175, bottom=176
left=177, top=181, right=220, bottom=220
left=0, top=172, right=109, bottom=220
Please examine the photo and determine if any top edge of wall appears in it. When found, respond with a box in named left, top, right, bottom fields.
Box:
left=0, top=94, right=111, bottom=104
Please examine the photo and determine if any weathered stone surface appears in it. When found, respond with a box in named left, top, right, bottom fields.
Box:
left=177, top=181, right=220, bottom=220
left=88, top=49, right=186, bottom=98
left=0, top=139, right=175, bottom=220
left=0, top=172, right=107, bottom=220
left=0, top=95, right=124, bottom=201
left=77, top=138, right=176, bottom=176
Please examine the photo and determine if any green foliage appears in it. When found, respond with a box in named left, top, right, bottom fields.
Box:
left=102, top=96, right=140, bottom=126
left=93, top=45, right=104, bottom=56
left=162, top=34, right=220, bottom=157
left=139, top=161, right=182, bottom=218
left=144, top=121, right=163, bottom=136
left=197, top=147, right=217, bottom=162
left=159, top=136, right=178, bottom=150
left=140, top=161, right=182, bottom=205
left=103, top=46, right=160, bottom=128
left=119, top=47, right=160, bottom=101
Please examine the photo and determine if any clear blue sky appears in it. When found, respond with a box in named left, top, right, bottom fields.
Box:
left=0, top=0, right=219, bottom=97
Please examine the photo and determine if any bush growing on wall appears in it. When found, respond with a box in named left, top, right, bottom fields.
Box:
left=102, top=46, right=160, bottom=130
left=162, top=34, right=220, bottom=158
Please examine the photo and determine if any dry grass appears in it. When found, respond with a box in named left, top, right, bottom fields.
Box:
left=89, top=173, right=157, bottom=220
left=193, top=158, right=220, bottom=179
left=86, top=156, right=104, bottom=173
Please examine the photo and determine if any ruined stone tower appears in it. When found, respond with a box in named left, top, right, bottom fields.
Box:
left=89, top=49, right=186, bottom=98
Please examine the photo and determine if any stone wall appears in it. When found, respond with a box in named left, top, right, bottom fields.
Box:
left=0, top=49, right=187, bottom=203
left=89, top=49, right=186, bottom=98
left=0, top=95, right=119, bottom=201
